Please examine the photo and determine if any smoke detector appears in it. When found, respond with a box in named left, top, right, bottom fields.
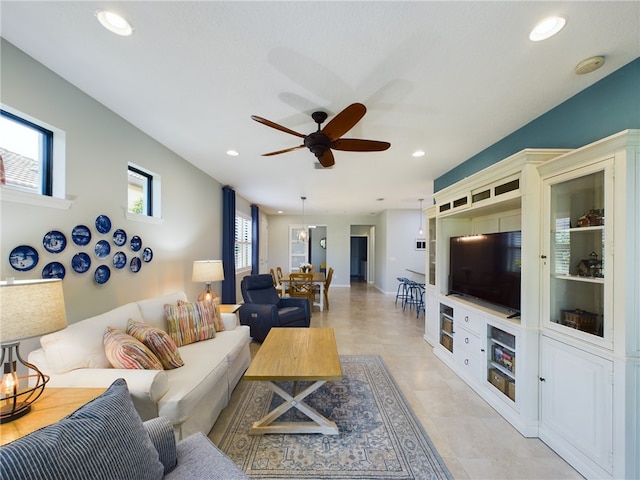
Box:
left=575, top=56, right=605, bottom=75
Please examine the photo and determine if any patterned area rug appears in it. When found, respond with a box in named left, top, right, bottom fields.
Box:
left=218, top=355, right=452, bottom=480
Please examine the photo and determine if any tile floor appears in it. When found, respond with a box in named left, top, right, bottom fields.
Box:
left=210, top=280, right=584, bottom=479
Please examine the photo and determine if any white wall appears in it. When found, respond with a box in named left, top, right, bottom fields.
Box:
left=265, top=211, right=425, bottom=293
left=0, top=40, right=227, bottom=335
left=379, top=209, right=428, bottom=292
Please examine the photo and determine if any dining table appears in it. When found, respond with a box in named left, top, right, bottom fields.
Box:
left=281, top=271, right=326, bottom=312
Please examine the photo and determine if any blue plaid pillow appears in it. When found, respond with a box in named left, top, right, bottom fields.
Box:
left=0, top=379, right=164, bottom=480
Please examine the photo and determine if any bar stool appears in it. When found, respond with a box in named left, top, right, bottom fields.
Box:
left=415, top=283, right=426, bottom=318
left=395, top=277, right=410, bottom=306
left=403, top=280, right=422, bottom=312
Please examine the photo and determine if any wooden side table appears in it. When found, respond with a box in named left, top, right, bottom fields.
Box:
left=219, top=304, right=241, bottom=315
left=0, top=387, right=106, bottom=446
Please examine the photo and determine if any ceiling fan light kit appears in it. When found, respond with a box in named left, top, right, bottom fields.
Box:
left=251, top=103, right=390, bottom=168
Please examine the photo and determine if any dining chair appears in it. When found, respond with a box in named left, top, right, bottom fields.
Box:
left=323, top=267, right=334, bottom=310
left=270, top=268, right=284, bottom=296
left=288, top=272, right=315, bottom=313
left=276, top=267, right=287, bottom=295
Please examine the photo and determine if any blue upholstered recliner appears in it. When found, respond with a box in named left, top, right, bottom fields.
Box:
left=239, top=274, right=310, bottom=342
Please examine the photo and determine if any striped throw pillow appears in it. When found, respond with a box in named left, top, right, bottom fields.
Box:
left=0, top=378, right=164, bottom=480
left=127, top=319, right=184, bottom=370
left=103, top=327, right=163, bottom=370
left=177, top=298, right=225, bottom=332
left=164, top=301, right=216, bottom=347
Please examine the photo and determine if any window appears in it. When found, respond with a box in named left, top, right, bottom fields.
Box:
left=127, top=163, right=160, bottom=219
left=235, top=214, right=252, bottom=270
left=128, top=165, right=153, bottom=216
left=0, top=109, right=53, bottom=195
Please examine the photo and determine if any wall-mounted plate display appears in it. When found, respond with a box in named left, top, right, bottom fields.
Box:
left=72, top=225, right=92, bottom=246
left=9, top=245, right=39, bottom=272
left=43, top=230, right=67, bottom=254
left=94, top=265, right=111, bottom=284
left=113, top=229, right=127, bottom=246
left=95, top=215, right=112, bottom=234
left=95, top=240, right=111, bottom=259
left=130, top=257, right=142, bottom=273
left=130, top=236, right=142, bottom=252
left=142, top=247, right=153, bottom=263
left=72, top=252, right=91, bottom=273
left=42, top=262, right=66, bottom=279
left=113, top=251, right=127, bottom=269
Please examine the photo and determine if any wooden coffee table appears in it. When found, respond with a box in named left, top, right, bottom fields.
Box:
left=243, top=327, right=342, bottom=435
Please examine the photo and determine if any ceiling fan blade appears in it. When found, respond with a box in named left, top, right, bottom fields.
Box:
left=318, top=149, right=335, bottom=168
left=262, top=145, right=305, bottom=156
left=251, top=115, right=306, bottom=138
left=332, top=138, right=391, bottom=152
left=321, top=103, right=366, bottom=140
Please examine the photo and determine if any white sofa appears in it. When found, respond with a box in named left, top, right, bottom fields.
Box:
left=28, top=292, right=251, bottom=441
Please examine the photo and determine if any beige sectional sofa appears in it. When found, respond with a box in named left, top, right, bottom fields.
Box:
left=28, top=292, right=251, bottom=441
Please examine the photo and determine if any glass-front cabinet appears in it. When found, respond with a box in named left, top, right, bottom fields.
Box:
left=542, top=160, right=613, bottom=346
left=427, top=215, right=436, bottom=287
left=288, top=226, right=309, bottom=272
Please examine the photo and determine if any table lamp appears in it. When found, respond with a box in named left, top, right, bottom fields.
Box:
left=0, top=278, right=68, bottom=423
left=192, top=260, right=224, bottom=302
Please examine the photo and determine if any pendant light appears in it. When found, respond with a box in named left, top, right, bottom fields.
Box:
left=297, top=196, right=308, bottom=242
left=418, top=198, right=424, bottom=236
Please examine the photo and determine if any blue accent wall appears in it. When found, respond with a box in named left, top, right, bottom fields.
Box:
left=435, top=57, right=640, bottom=192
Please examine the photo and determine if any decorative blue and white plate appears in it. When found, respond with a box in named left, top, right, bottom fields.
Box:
left=130, top=235, right=142, bottom=252
left=71, top=252, right=91, bottom=273
left=113, top=251, right=127, bottom=269
left=142, top=247, right=153, bottom=263
left=43, top=230, right=67, bottom=254
left=9, top=245, right=39, bottom=271
left=42, top=262, right=66, bottom=279
left=72, top=225, right=92, bottom=246
left=113, top=229, right=127, bottom=246
left=130, top=257, right=142, bottom=273
left=94, top=265, right=111, bottom=284
left=95, top=215, right=112, bottom=234
left=95, top=240, right=111, bottom=259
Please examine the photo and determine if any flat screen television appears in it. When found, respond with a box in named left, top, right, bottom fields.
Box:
left=448, top=231, right=522, bottom=314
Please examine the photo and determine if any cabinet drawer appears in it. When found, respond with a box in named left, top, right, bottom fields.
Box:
left=455, top=311, right=482, bottom=336
left=455, top=328, right=481, bottom=354
left=457, top=351, right=483, bottom=380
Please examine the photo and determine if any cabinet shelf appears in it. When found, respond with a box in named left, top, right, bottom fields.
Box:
left=489, top=361, right=515, bottom=380
left=552, top=274, right=604, bottom=284
left=556, top=225, right=604, bottom=234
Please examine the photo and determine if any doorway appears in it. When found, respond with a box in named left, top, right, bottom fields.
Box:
left=350, top=236, right=367, bottom=282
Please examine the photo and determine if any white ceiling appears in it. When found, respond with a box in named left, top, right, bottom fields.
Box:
left=1, top=1, right=639, bottom=215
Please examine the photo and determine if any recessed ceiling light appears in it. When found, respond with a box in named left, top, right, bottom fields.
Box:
left=529, top=16, right=566, bottom=42
left=226, top=150, right=239, bottom=156
left=412, top=150, right=425, bottom=158
left=277, top=210, right=284, bottom=214
left=96, top=10, right=134, bottom=36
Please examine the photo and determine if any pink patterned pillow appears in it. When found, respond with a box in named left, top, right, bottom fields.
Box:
left=164, top=301, right=216, bottom=347
left=126, top=319, right=184, bottom=370
left=103, top=327, right=162, bottom=370
left=177, top=299, right=224, bottom=332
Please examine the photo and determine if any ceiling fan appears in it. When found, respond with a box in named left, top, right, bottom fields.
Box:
left=251, top=103, right=390, bottom=168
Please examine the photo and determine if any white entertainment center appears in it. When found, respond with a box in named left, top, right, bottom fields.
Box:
left=423, top=130, right=639, bottom=480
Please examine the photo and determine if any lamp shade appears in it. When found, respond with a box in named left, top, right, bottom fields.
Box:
left=0, top=279, right=68, bottom=343
left=192, top=260, right=224, bottom=282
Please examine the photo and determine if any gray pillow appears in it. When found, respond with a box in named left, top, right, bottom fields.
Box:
left=0, top=378, right=164, bottom=480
